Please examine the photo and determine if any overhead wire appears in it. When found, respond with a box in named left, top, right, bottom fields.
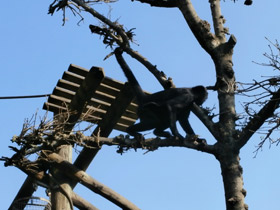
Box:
left=0, top=94, right=51, bottom=100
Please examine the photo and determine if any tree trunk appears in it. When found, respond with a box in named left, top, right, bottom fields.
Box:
left=219, top=151, right=248, bottom=210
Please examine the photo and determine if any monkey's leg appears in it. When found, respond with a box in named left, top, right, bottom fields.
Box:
left=165, top=105, right=184, bottom=140
left=178, top=111, right=195, bottom=138
left=126, top=121, right=157, bottom=138
left=153, top=129, right=171, bottom=138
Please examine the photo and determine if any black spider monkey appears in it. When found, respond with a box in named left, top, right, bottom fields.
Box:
left=115, top=48, right=208, bottom=140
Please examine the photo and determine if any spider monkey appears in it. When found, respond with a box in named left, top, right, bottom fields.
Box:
left=115, top=48, right=208, bottom=140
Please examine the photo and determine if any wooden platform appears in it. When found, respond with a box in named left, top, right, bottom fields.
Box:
left=43, top=64, right=139, bottom=132
left=10, top=64, right=142, bottom=209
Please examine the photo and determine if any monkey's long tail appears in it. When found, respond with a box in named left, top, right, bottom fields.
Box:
left=114, top=47, right=145, bottom=102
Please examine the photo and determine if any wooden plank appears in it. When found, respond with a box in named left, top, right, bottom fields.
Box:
left=114, top=123, right=128, bottom=132
left=62, top=71, right=84, bottom=85
left=43, top=102, right=67, bottom=113
left=52, top=86, right=75, bottom=100
left=57, top=79, right=80, bottom=92
left=114, top=117, right=138, bottom=131
left=80, top=113, right=102, bottom=123
left=119, top=115, right=137, bottom=124
left=126, top=102, right=138, bottom=113
left=102, top=77, right=124, bottom=90
left=82, top=105, right=107, bottom=122
left=68, top=64, right=89, bottom=77
left=48, top=95, right=71, bottom=107
left=97, top=83, right=120, bottom=98
left=85, top=105, right=107, bottom=115
left=83, top=112, right=136, bottom=129
left=87, top=98, right=110, bottom=110
left=91, top=91, right=116, bottom=105
left=119, top=109, right=138, bottom=121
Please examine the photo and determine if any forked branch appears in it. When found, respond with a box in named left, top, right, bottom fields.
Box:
left=49, top=0, right=175, bottom=88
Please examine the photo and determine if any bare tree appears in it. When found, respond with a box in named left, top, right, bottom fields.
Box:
left=3, top=1, right=280, bottom=210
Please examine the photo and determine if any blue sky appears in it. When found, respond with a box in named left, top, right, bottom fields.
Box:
left=1, top=1, right=280, bottom=209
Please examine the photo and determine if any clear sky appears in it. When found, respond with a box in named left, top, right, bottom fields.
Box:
left=1, top=1, right=280, bottom=210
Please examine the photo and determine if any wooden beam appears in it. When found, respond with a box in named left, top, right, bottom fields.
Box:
left=72, top=82, right=135, bottom=187
left=8, top=176, right=37, bottom=210
left=50, top=145, right=73, bottom=210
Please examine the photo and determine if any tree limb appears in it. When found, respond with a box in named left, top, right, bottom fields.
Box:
left=177, top=0, right=217, bottom=54
left=237, top=88, right=280, bottom=150
left=191, top=104, right=219, bottom=140
left=100, top=135, right=217, bottom=155
left=209, top=0, right=227, bottom=42
left=132, top=0, right=177, bottom=7
left=71, top=0, right=175, bottom=88
left=72, top=0, right=130, bottom=46
left=123, top=46, right=175, bottom=89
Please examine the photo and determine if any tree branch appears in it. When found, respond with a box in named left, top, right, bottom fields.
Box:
left=123, top=46, right=175, bottom=89
left=191, top=104, right=219, bottom=140
left=72, top=0, right=130, bottom=46
left=98, top=135, right=216, bottom=155
left=177, top=0, right=217, bottom=54
left=209, top=0, right=227, bottom=42
left=70, top=0, right=175, bottom=88
left=132, top=0, right=177, bottom=7
left=237, top=88, right=280, bottom=149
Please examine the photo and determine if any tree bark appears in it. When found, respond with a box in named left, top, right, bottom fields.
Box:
left=218, top=151, right=248, bottom=210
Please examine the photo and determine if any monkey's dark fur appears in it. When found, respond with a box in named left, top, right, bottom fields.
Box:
left=115, top=49, right=208, bottom=140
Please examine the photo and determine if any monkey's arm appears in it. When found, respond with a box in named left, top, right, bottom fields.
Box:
left=164, top=104, right=184, bottom=140
left=178, top=110, right=195, bottom=136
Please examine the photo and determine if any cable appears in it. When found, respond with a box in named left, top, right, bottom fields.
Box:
left=0, top=94, right=51, bottom=100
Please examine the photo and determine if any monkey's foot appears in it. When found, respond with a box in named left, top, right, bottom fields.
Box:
left=187, top=135, right=207, bottom=145
left=187, top=134, right=199, bottom=141
left=196, top=138, right=207, bottom=148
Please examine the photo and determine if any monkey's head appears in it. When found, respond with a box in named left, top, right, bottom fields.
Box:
left=192, top=86, right=208, bottom=106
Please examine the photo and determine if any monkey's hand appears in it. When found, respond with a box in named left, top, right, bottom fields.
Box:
left=187, top=135, right=207, bottom=147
